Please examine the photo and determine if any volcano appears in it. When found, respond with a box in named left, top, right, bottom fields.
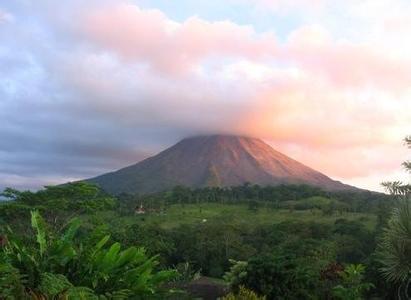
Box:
left=87, top=135, right=354, bottom=194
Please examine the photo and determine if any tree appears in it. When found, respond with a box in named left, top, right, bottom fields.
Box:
left=225, top=254, right=319, bottom=299
left=224, top=259, right=248, bottom=292
left=0, top=182, right=118, bottom=232
left=332, top=264, right=374, bottom=300
left=376, top=199, right=411, bottom=292
left=0, top=187, right=22, bottom=200
left=377, top=136, right=411, bottom=296
left=381, top=135, right=411, bottom=196
left=222, top=286, right=266, bottom=300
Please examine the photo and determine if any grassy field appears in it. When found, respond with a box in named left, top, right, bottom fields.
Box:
left=100, top=203, right=377, bottom=230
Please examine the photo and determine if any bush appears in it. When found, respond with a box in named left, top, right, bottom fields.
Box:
left=222, top=286, right=266, bottom=300
left=0, top=211, right=177, bottom=299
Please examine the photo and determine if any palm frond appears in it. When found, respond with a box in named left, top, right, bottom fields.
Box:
left=377, top=198, right=411, bottom=283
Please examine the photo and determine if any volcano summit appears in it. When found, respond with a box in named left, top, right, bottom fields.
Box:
left=87, top=135, right=353, bottom=194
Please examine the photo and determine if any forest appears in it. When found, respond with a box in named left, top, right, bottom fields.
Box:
left=0, top=176, right=409, bottom=299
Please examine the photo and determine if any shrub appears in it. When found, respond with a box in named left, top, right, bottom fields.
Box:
left=0, top=210, right=177, bottom=299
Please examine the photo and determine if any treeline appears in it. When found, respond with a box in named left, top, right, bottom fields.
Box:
left=117, top=183, right=394, bottom=215
left=0, top=182, right=116, bottom=231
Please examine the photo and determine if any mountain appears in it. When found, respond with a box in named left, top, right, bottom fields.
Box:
left=87, top=135, right=354, bottom=194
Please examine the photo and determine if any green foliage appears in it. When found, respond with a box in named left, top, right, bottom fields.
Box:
left=0, top=187, right=22, bottom=200
left=37, top=273, right=98, bottom=299
left=281, top=196, right=347, bottom=212
left=0, top=181, right=397, bottom=298
left=247, top=200, right=259, bottom=212
left=0, top=261, right=26, bottom=299
left=380, top=136, right=411, bottom=196
left=377, top=135, right=411, bottom=286
left=0, top=202, right=32, bottom=227
left=31, top=210, right=47, bottom=257
left=332, top=264, right=374, bottom=300
left=1, top=211, right=177, bottom=299
left=109, top=201, right=381, bottom=295
left=333, top=219, right=375, bottom=264
left=224, top=259, right=248, bottom=290
left=174, top=262, right=201, bottom=283
left=222, top=286, right=266, bottom=300
left=77, top=235, right=177, bottom=295
left=377, top=199, right=411, bottom=283
left=1, top=182, right=117, bottom=220
left=381, top=181, right=411, bottom=196
left=226, top=254, right=320, bottom=299
left=160, top=183, right=392, bottom=214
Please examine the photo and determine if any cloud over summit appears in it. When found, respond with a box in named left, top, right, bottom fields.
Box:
left=0, top=0, right=410, bottom=191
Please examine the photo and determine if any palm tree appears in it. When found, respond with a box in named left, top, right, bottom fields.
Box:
left=377, top=136, right=411, bottom=298
left=377, top=199, right=410, bottom=282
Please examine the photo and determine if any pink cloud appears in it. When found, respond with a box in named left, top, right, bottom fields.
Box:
left=270, top=142, right=409, bottom=179
left=233, top=0, right=325, bottom=13
left=286, top=25, right=411, bottom=91
left=63, top=2, right=411, bottom=183
left=81, top=4, right=411, bottom=92
left=228, top=71, right=410, bottom=180
left=82, top=3, right=277, bottom=74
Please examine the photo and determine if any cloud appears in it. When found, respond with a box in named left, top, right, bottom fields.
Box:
left=80, top=4, right=411, bottom=91
left=0, top=0, right=410, bottom=191
left=232, top=0, right=326, bottom=14
left=285, top=25, right=411, bottom=91
left=0, top=9, right=13, bottom=24
left=81, top=3, right=277, bottom=75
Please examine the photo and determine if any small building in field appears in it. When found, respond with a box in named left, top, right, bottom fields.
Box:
left=135, top=203, right=146, bottom=214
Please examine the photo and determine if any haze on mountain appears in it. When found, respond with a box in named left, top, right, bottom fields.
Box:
left=87, top=135, right=355, bottom=194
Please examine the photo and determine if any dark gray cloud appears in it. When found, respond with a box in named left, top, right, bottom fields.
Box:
left=0, top=1, right=260, bottom=191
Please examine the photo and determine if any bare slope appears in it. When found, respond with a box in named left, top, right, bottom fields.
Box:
left=87, top=135, right=353, bottom=194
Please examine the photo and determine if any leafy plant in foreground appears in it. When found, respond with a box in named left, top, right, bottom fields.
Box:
left=0, top=210, right=177, bottom=299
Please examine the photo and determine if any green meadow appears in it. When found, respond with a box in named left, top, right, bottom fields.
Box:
left=103, top=202, right=376, bottom=230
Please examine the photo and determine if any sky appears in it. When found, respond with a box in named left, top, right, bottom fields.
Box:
left=0, top=0, right=410, bottom=192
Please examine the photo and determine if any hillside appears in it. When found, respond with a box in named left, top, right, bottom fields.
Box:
left=87, top=135, right=354, bottom=194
